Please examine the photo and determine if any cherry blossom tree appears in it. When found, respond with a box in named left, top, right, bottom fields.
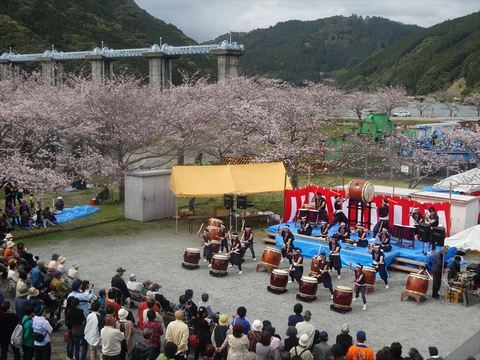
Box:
left=414, top=95, right=435, bottom=117
left=345, top=90, right=373, bottom=120
left=373, top=85, right=408, bottom=116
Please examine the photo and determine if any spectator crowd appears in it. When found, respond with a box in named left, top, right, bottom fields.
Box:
left=0, top=233, right=469, bottom=360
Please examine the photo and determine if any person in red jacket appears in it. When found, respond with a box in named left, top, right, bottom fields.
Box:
left=137, top=292, right=161, bottom=330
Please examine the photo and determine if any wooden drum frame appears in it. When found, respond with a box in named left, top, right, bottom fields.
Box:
left=297, top=276, right=318, bottom=302
left=261, top=247, right=282, bottom=270
left=331, top=285, right=353, bottom=312
left=267, top=269, right=289, bottom=294
left=182, top=248, right=201, bottom=270
left=363, top=266, right=376, bottom=293
left=210, top=254, right=229, bottom=277
left=405, top=273, right=429, bottom=296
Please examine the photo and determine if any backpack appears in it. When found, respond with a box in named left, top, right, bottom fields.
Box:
left=96, top=314, right=105, bottom=332
left=10, top=324, right=23, bottom=348
left=291, top=347, right=308, bottom=360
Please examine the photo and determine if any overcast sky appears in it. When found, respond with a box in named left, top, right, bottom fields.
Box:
left=135, top=0, right=479, bottom=42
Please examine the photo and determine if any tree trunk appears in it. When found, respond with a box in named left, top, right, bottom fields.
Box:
left=290, top=169, right=298, bottom=189
left=118, top=177, right=125, bottom=203
left=177, top=147, right=185, bottom=165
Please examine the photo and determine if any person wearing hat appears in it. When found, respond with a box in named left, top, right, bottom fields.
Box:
left=298, top=217, right=313, bottom=237
left=335, top=323, right=352, bottom=356
left=328, top=237, right=342, bottom=280
left=281, top=225, right=295, bottom=264
left=54, top=196, right=65, bottom=213
left=56, top=256, right=67, bottom=278
left=242, top=226, right=256, bottom=261
left=314, top=253, right=334, bottom=298
left=345, top=331, right=374, bottom=360
left=247, top=319, right=263, bottom=353
left=15, top=281, right=30, bottom=321
left=290, top=334, right=313, bottom=360
left=127, top=274, right=144, bottom=302
left=211, top=314, right=229, bottom=360
left=3, top=239, right=19, bottom=262
left=116, top=308, right=134, bottom=360
left=426, top=346, right=443, bottom=360
left=31, top=261, right=46, bottom=289
left=312, top=331, right=329, bottom=360
left=372, top=245, right=389, bottom=289
left=137, top=291, right=161, bottom=330
left=68, top=279, right=97, bottom=318
left=111, top=267, right=131, bottom=305
left=373, top=199, right=390, bottom=238
left=68, top=263, right=80, bottom=285
left=352, top=264, right=367, bottom=311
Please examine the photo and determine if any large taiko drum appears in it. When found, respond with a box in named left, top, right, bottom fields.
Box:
left=363, top=266, right=376, bottom=289
left=307, top=210, right=319, bottom=223
left=211, top=240, right=221, bottom=254
left=310, top=257, right=321, bottom=275
left=299, top=276, right=318, bottom=299
left=346, top=179, right=375, bottom=203
left=270, top=269, right=289, bottom=291
left=332, top=285, right=353, bottom=309
left=207, top=225, right=220, bottom=240
left=211, top=254, right=229, bottom=274
left=405, top=273, right=429, bottom=296
left=208, top=218, right=224, bottom=228
left=261, top=248, right=282, bottom=270
left=183, top=248, right=201, bottom=266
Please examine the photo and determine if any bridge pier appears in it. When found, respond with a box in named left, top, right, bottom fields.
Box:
left=86, top=54, right=113, bottom=83
left=211, top=48, right=244, bottom=81
left=144, top=51, right=174, bottom=90
left=40, top=58, right=64, bottom=86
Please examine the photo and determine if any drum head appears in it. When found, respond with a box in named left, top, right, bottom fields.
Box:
left=209, top=218, right=223, bottom=223
left=362, top=182, right=375, bottom=203
left=264, top=247, right=281, bottom=254
left=207, top=225, right=220, bottom=230
left=273, top=269, right=288, bottom=275
left=336, top=285, right=353, bottom=291
left=211, top=240, right=221, bottom=244
left=186, top=248, right=200, bottom=253
left=363, top=266, right=376, bottom=272
left=214, top=254, right=229, bottom=260
left=301, top=276, right=317, bottom=283
left=408, top=273, right=428, bottom=280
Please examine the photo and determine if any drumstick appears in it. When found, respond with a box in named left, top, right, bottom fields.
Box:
left=197, top=223, right=204, bottom=236
left=331, top=190, right=341, bottom=196
left=386, top=198, right=398, bottom=204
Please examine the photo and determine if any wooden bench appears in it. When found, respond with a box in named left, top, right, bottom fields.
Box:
left=390, top=257, right=426, bottom=273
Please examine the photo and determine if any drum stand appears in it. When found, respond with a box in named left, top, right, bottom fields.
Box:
left=347, top=200, right=372, bottom=229
left=256, top=263, right=276, bottom=273
left=182, top=263, right=199, bottom=270
left=296, top=294, right=317, bottom=302
left=330, top=304, right=352, bottom=313
left=267, top=286, right=288, bottom=294
left=209, top=270, right=228, bottom=278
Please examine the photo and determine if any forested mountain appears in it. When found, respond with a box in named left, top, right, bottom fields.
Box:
left=0, top=0, right=215, bottom=80
left=334, top=12, right=480, bottom=95
left=209, top=15, right=421, bottom=83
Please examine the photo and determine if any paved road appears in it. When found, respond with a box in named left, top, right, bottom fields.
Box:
left=31, top=228, right=480, bottom=359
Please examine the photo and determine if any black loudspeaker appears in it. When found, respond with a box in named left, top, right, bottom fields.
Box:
left=224, top=194, right=234, bottom=209
left=431, top=227, right=446, bottom=247
left=237, top=195, right=248, bottom=209
left=416, top=224, right=431, bottom=242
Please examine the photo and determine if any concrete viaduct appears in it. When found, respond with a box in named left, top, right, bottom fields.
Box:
left=0, top=40, right=244, bottom=88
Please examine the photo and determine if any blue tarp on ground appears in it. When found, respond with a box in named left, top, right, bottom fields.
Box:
left=56, top=205, right=100, bottom=224
left=267, top=222, right=457, bottom=271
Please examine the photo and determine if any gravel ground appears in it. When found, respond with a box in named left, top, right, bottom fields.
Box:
left=30, top=227, right=480, bottom=359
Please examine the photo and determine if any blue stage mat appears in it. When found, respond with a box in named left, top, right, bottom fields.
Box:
left=267, top=222, right=457, bottom=271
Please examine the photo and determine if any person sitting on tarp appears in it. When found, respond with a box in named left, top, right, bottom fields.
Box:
left=96, top=187, right=110, bottom=204
left=335, top=222, right=350, bottom=242
left=378, top=228, right=392, bottom=252
left=54, top=197, right=64, bottom=213
left=355, top=224, right=368, bottom=247
left=298, top=217, right=312, bottom=236
left=319, top=222, right=328, bottom=237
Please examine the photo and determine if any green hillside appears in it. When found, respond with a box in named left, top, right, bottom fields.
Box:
left=209, top=15, right=421, bottom=83
left=335, top=12, right=480, bottom=95
left=0, top=0, right=215, bottom=81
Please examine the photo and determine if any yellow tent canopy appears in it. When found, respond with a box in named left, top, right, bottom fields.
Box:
left=169, top=162, right=292, bottom=197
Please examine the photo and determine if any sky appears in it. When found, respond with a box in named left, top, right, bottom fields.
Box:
left=135, top=0, right=480, bottom=42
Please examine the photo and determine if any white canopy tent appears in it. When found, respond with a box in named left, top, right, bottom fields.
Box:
left=433, top=167, right=480, bottom=194
left=445, top=225, right=480, bottom=251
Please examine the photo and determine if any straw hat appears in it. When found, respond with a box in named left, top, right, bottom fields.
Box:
left=118, top=308, right=128, bottom=320
left=4, top=233, right=13, bottom=241
left=58, top=256, right=66, bottom=264
left=146, top=291, right=155, bottom=300
left=70, top=263, right=80, bottom=270
left=28, top=287, right=40, bottom=297
left=17, top=284, right=29, bottom=297
left=299, top=334, right=310, bottom=347
left=6, top=241, right=15, bottom=248
left=218, top=314, right=229, bottom=326
left=252, top=320, right=263, bottom=332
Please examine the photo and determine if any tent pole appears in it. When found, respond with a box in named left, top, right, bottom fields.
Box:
left=282, top=172, right=287, bottom=222
left=175, top=198, right=178, bottom=233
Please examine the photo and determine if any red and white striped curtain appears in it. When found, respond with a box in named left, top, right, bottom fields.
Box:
left=283, top=186, right=451, bottom=236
